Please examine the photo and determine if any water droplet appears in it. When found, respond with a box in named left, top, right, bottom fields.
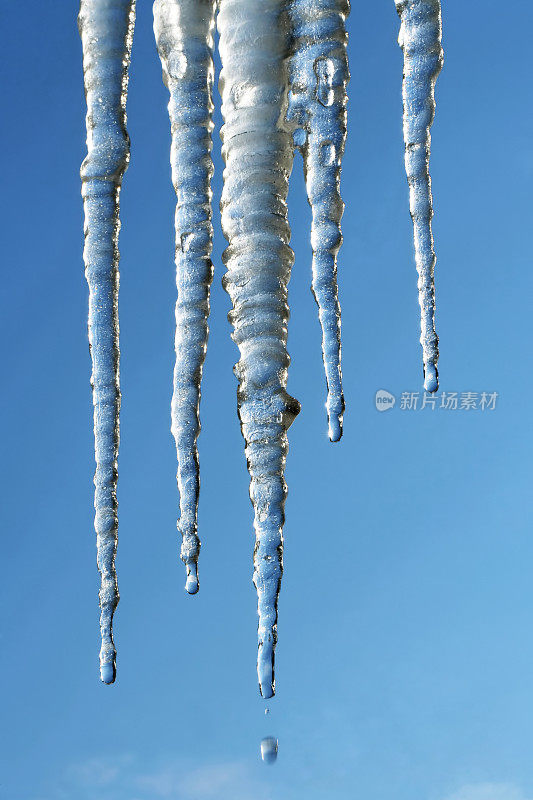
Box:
left=260, top=736, right=278, bottom=764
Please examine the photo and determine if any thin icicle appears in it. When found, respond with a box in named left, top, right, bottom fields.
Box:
left=154, top=0, right=216, bottom=595
left=218, top=0, right=299, bottom=698
left=287, top=0, right=350, bottom=442
left=395, top=0, right=443, bottom=392
left=79, top=0, right=136, bottom=684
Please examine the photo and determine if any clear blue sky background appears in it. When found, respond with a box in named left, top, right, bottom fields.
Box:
left=2, top=2, right=533, bottom=799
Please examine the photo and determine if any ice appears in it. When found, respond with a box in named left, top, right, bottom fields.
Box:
left=79, top=0, right=137, bottom=684
left=287, top=0, right=350, bottom=441
left=218, top=0, right=300, bottom=698
left=395, top=0, right=443, bottom=392
left=154, top=0, right=216, bottom=595
left=77, top=0, right=446, bottom=702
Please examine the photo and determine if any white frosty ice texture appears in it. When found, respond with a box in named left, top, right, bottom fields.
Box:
left=154, top=0, right=216, bottom=595
left=287, top=0, right=350, bottom=442
left=395, top=0, right=443, bottom=392
left=218, top=0, right=301, bottom=698
left=79, top=0, right=136, bottom=684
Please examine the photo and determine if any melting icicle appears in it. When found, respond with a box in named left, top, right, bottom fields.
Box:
left=395, top=0, right=443, bottom=392
left=287, top=0, right=350, bottom=442
left=153, top=0, right=216, bottom=595
left=79, top=0, right=136, bottom=684
left=218, top=0, right=300, bottom=699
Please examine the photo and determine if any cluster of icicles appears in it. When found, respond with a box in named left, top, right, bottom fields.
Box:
left=79, top=0, right=442, bottom=696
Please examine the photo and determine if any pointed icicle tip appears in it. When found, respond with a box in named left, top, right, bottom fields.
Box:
left=257, top=623, right=276, bottom=698
left=100, top=661, right=116, bottom=685
left=260, top=680, right=275, bottom=701
left=328, top=415, right=343, bottom=443
left=185, top=564, right=199, bottom=595
left=424, top=363, right=439, bottom=393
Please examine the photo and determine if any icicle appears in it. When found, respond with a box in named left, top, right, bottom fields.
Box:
left=218, top=0, right=299, bottom=698
left=395, top=0, right=443, bottom=392
left=287, top=0, right=349, bottom=442
left=79, top=0, right=136, bottom=684
left=153, top=0, right=216, bottom=595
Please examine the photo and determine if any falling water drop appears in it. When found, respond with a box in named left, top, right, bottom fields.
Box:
left=260, top=736, right=279, bottom=764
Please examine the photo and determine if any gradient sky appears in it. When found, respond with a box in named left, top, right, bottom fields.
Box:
left=2, top=2, right=533, bottom=799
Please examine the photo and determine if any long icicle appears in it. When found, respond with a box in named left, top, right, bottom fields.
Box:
left=218, top=0, right=299, bottom=698
left=395, top=0, right=443, bottom=392
left=154, top=0, right=216, bottom=595
left=287, top=0, right=350, bottom=442
left=79, top=0, right=136, bottom=684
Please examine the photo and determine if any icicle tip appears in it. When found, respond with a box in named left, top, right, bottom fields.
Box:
left=424, top=362, right=439, bottom=393
left=258, top=634, right=275, bottom=698
left=328, top=409, right=344, bottom=443
left=260, top=680, right=275, bottom=701
left=185, top=564, right=199, bottom=595
left=100, top=661, right=116, bottom=685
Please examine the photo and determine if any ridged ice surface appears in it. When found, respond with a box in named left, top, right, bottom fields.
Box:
left=287, top=0, right=350, bottom=442
left=218, top=0, right=300, bottom=698
left=395, top=0, right=443, bottom=392
left=154, top=0, right=216, bottom=596
left=79, top=0, right=136, bottom=684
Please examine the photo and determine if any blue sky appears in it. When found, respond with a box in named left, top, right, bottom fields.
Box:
left=2, top=1, right=533, bottom=799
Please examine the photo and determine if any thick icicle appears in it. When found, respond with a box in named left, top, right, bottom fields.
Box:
left=218, top=0, right=299, bottom=698
left=154, top=0, right=216, bottom=595
left=287, top=0, right=350, bottom=442
left=395, top=0, right=443, bottom=392
left=79, top=0, right=136, bottom=684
